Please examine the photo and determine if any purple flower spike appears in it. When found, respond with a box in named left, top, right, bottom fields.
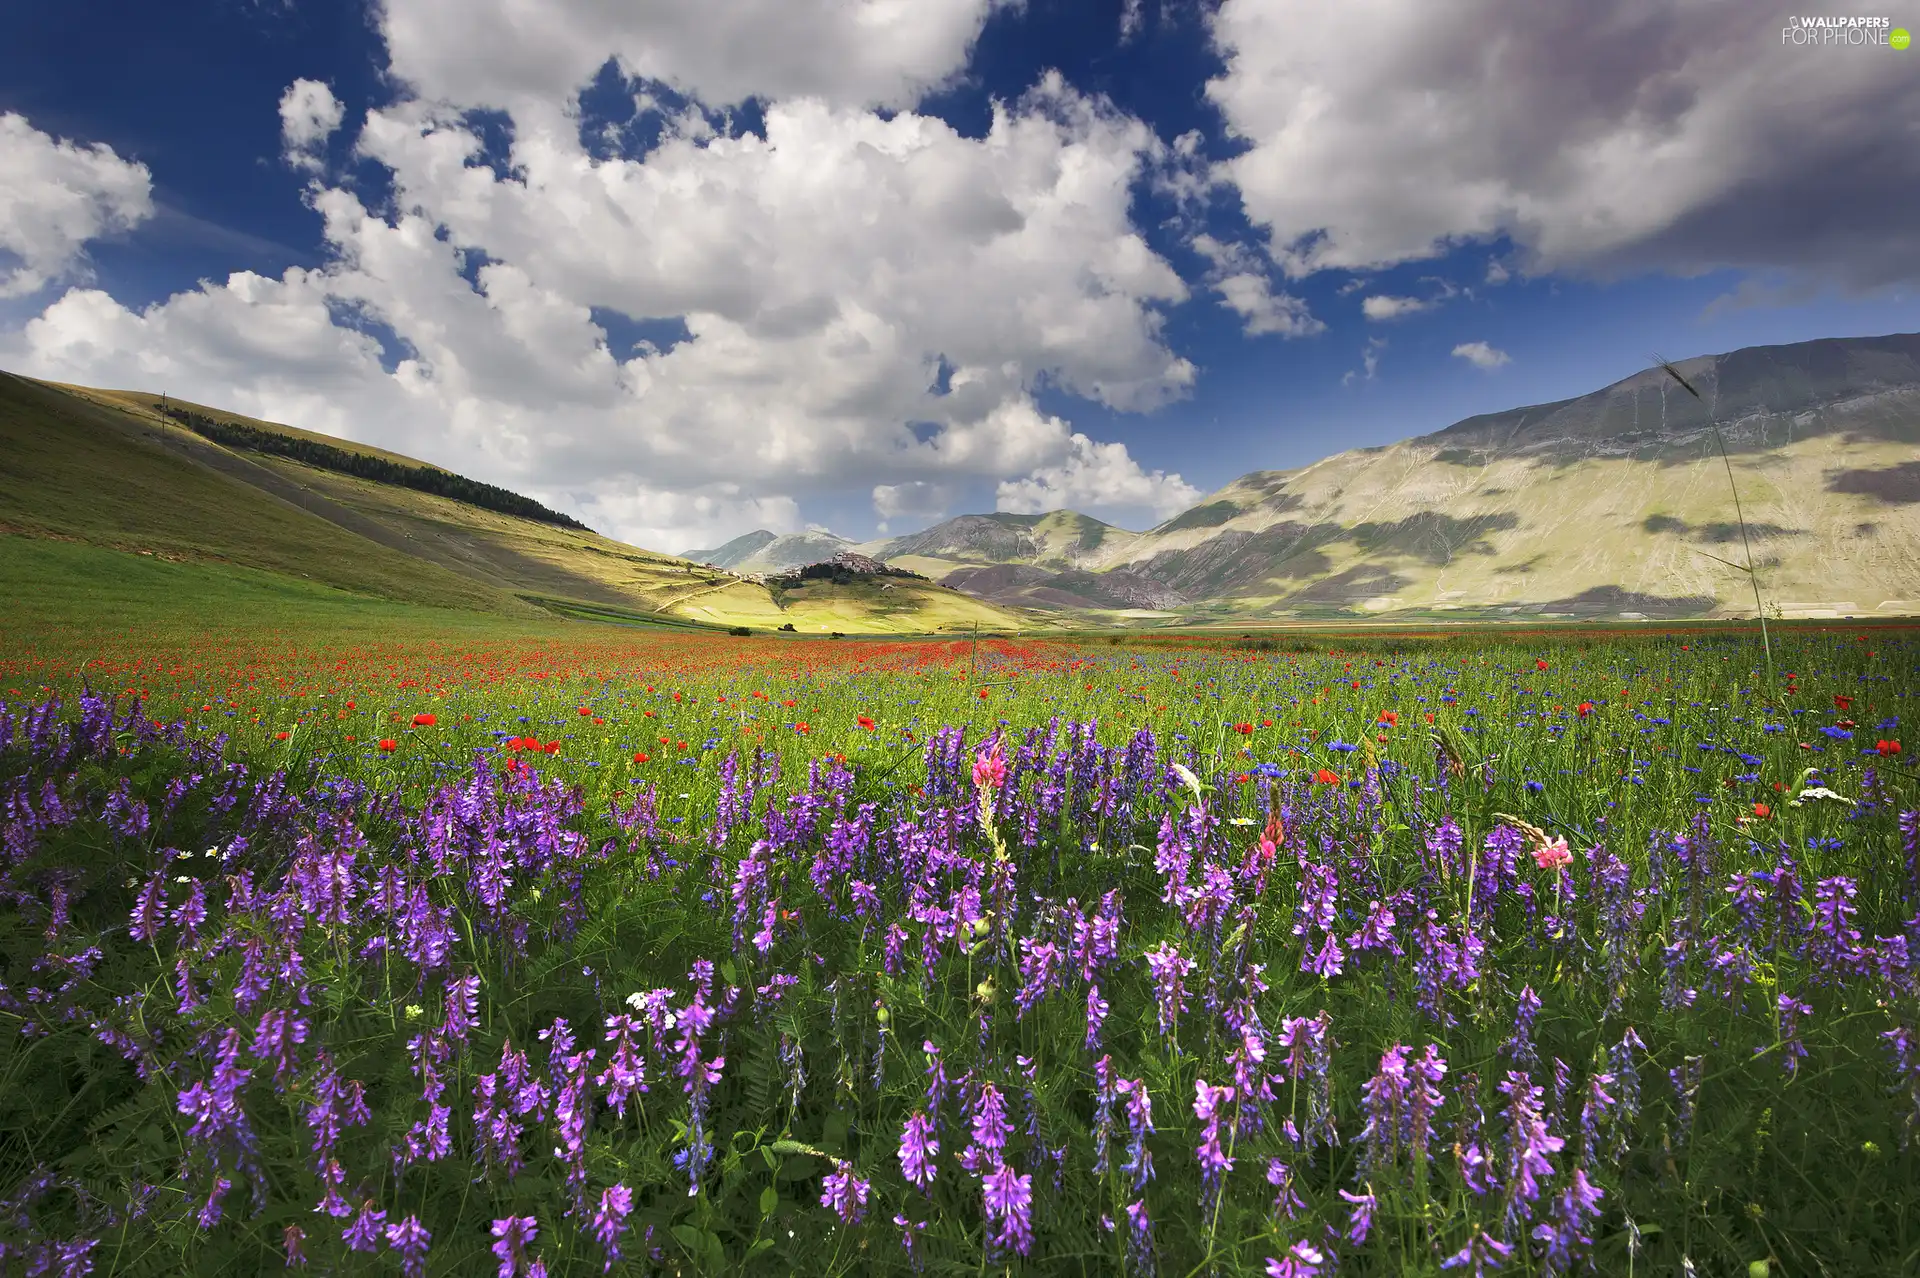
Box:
left=385, top=1215, right=432, bottom=1278
left=590, top=1184, right=633, bottom=1270
left=490, top=1215, right=538, bottom=1278
left=820, top=1160, right=872, bottom=1225
left=982, top=1162, right=1033, bottom=1256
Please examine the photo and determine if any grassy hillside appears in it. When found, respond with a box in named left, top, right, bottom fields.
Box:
left=0, top=373, right=526, bottom=615
left=1, top=375, right=1035, bottom=634
left=918, top=334, right=1920, bottom=622
left=0, top=536, right=576, bottom=654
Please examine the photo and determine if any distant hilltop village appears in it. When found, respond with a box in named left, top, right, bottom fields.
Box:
left=699, top=549, right=937, bottom=589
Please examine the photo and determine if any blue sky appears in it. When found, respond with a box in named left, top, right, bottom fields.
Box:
left=3, top=0, right=1916, bottom=552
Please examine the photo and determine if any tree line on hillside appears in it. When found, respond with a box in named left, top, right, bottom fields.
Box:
left=154, top=404, right=591, bottom=532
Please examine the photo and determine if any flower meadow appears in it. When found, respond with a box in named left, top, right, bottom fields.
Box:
left=0, top=627, right=1915, bottom=1276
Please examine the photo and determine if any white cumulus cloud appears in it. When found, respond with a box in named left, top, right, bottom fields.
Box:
left=873, top=480, right=955, bottom=528
left=280, top=80, right=345, bottom=172
left=378, top=0, right=1010, bottom=112
left=1191, top=232, right=1322, bottom=337
left=1360, top=294, right=1429, bottom=321
left=1452, top=340, right=1509, bottom=369
left=0, top=114, right=152, bottom=299
left=4, top=69, right=1200, bottom=553
left=1205, top=0, right=1920, bottom=286
left=996, top=430, right=1200, bottom=519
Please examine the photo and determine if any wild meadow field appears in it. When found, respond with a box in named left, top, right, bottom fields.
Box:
left=0, top=570, right=1915, bottom=1275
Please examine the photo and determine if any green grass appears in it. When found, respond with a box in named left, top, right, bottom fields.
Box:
left=0, top=537, right=575, bottom=652
left=0, top=374, right=529, bottom=615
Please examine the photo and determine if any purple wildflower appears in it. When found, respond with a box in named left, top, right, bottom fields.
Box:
left=1267, top=1158, right=1305, bottom=1218
left=1144, top=942, right=1194, bottom=1040
left=283, top=1224, right=307, bottom=1268
left=962, top=1081, right=1010, bottom=1174
left=1193, top=1080, right=1237, bottom=1203
left=1339, top=1186, right=1377, bottom=1245
left=385, top=1215, right=432, bottom=1278
left=1266, top=1240, right=1328, bottom=1277
left=490, top=1215, right=538, bottom=1278
left=1085, top=983, right=1109, bottom=1051
left=344, top=1200, right=387, bottom=1253
left=899, top=1111, right=939, bottom=1189
left=1442, top=1229, right=1513, bottom=1275
left=820, top=1160, right=871, bottom=1225
left=982, top=1162, right=1033, bottom=1256
left=1120, top=1079, right=1155, bottom=1190
left=1775, top=993, right=1814, bottom=1075
left=1125, top=1198, right=1156, bottom=1276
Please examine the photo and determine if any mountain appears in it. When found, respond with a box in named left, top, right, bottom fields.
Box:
left=0, top=374, right=1032, bottom=635
left=889, top=333, right=1920, bottom=620
left=857, top=510, right=1139, bottom=576
left=723, top=530, right=858, bottom=575
left=682, top=529, right=776, bottom=569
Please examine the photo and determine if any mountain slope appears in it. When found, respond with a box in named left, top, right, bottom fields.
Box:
left=858, top=510, right=1143, bottom=591
left=726, top=530, right=857, bottom=575
left=929, top=333, right=1920, bottom=620
left=683, top=529, right=777, bottom=568
left=0, top=375, right=1034, bottom=634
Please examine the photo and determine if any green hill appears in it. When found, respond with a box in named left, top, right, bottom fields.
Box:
left=0, top=374, right=1035, bottom=635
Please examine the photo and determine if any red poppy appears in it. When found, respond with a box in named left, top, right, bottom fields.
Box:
left=412, top=713, right=437, bottom=727
left=1378, top=710, right=1399, bottom=727
left=1234, top=722, right=1254, bottom=735
left=1313, top=768, right=1341, bottom=785
left=858, top=715, right=876, bottom=730
left=274, top=731, right=290, bottom=740
left=1424, top=711, right=1435, bottom=724
left=1752, top=802, right=1771, bottom=819
left=1575, top=702, right=1595, bottom=718
left=1834, top=694, right=1852, bottom=710
left=795, top=723, right=811, bottom=734
left=578, top=706, right=592, bottom=716
left=979, top=689, right=990, bottom=699
left=1878, top=739, right=1903, bottom=756
left=544, top=741, right=561, bottom=754
left=1535, top=659, right=1549, bottom=671
left=633, top=751, right=649, bottom=764
left=378, top=738, right=398, bottom=751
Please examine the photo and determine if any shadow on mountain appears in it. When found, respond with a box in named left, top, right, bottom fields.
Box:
left=943, top=564, right=1185, bottom=610
left=1535, top=585, right=1720, bottom=617
left=1129, top=524, right=1336, bottom=595
left=1828, top=461, right=1920, bottom=504
left=1347, top=512, right=1520, bottom=564
left=1282, top=564, right=1415, bottom=604
left=1642, top=514, right=1806, bottom=541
